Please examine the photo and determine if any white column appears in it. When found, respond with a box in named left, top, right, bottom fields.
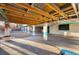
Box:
left=4, top=22, right=11, bottom=41
left=21, top=26, right=24, bottom=32
left=43, top=23, right=48, bottom=40
left=4, top=22, right=10, bottom=36
left=24, top=26, right=27, bottom=32
left=27, top=26, right=30, bottom=33
left=23, top=27, right=25, bottom=32
left=32, top=25, right=35, bottom=35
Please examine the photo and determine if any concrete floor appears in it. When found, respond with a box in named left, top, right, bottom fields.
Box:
left=0, top=31, right=79, bottom=55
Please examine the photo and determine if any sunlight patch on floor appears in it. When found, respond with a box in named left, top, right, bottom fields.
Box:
left=1, top=44, right=23, bottom=55
left=1, top=41, right=37, bottom=55
left=12, top=38, right=60, bottom=54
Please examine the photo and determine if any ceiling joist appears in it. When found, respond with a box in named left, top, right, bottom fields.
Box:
left=0, top=3, right=78, bottom=25
left=71, top=3, right=78, bottom=17
left=0, top=4, right=54, bottom=23
left=0, top=4, right=43, bottom=19
left=7, top=14, right=40, bottom=25
left=14, top=3, right=57, bottom=20
left=47, top=3, right=68, bottom=19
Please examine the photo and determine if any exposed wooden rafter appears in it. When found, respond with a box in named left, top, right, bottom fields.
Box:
left=14, top=3, right=57, bottom=20
left=71, top=3, right=78, bottom=17
left=6, top=12, right=52, bottom=25
left=0, top=4, right=43, bottom=19
left=0, top=3, right=78, bottom=25
left=7, top=14, right=40, bottom=25
left=47, top=3, right=68, bottom=19
left=0, top=4, right=55, bottom=23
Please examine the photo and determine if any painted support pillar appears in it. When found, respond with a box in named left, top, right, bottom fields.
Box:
left=0, top=9, right=11, bottom=41
left=43, top=23, right=48, bottom=40
left=4, top=22, right=10, bottom=36
left=4, top=22, right=11, bottom=41
left=21, top=26, right=23, bottom=32
left=27, top=26, right=30, bottom=33
left=24, top=26, right=27, bottom=32
left=23, top=26, right=25, bottom=32
left=32, top=25, right=35, bottom=35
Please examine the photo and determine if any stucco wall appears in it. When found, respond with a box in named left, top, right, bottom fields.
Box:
left=49, top=24, right=79, bottom=37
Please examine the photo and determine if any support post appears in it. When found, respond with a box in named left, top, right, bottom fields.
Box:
left=27, top=26, right=30, bottom=33
left=43, top=23, right=48, bottom=40
left=32, top=25, right=35, bottom=35
left=24, top=26, right=27, bottom=32
left=0, top=9, right=11, bottom=41
left=4, top=22, right=10, bottom=36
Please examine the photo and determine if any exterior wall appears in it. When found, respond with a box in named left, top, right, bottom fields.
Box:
left=49, top=24, right=79, bottom=37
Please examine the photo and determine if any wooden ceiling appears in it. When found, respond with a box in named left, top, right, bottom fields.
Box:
left=0, top=3, right=79, bottom=25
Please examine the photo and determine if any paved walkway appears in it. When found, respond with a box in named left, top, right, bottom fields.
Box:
left=0, top=31, right=79, bottom=55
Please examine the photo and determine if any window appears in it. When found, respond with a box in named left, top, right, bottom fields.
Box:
left=58, top=24, right=69, bottom=30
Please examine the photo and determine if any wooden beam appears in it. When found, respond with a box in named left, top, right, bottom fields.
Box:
left=71, top=3, right=78, bottom=17
left=65, top=10, right=74, bottom=14
left=6, top=13, right=50, bottom=25
left=0, top=4, right=47, bottom=23
left=8, top=15, right=49, bottom=25
left=0, top=9, right=8, bottom=21
left=0, top=4, right=43, bottom=20
left=6, top=12, right=54, bottom=24
left=44, top=6, right=52, bottom=12
left=14, top=3, right=57, bottom=20
left=8, top=17, right=33, bottom=25
left=52, top=6, right=72, bottom=16
left=7, top=14, right=40, bottom=25
left=5, top=12, right=39, bottom=20
left=0, top=4, right=53, bottom=23
left=5, top=11, right=51, bottom=23
left=62, top=6, right=73, bottom=12
left=6, top=13, right=38, bottom=22
left=47, top=3, right=68, bottom=19
left=0, top=4, right=57, bottom=24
